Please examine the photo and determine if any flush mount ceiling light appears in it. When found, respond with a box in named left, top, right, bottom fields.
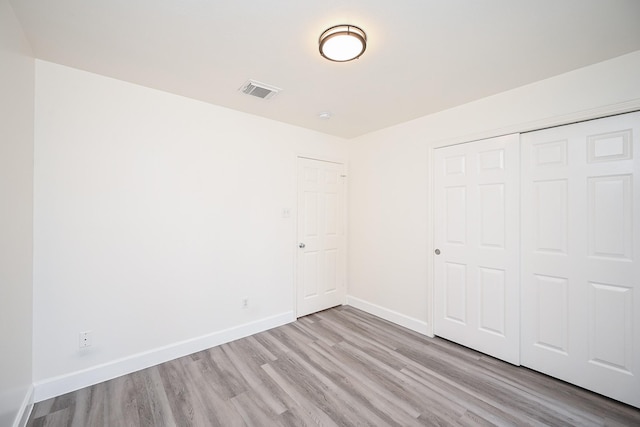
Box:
left=319, top=24, right=367, bottom=62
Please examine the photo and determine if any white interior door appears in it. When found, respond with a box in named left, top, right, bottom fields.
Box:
left=434, top=134, right=520, bottom=364
left=296, top=157, right=346, bottom=317
left=521, top=112, right=640, bottom=408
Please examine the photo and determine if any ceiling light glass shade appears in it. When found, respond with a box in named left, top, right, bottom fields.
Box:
left=319, top=25, right=367, bottom=62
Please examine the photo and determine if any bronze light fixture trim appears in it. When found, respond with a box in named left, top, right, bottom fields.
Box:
left=319, top=24, right=367, bottom=62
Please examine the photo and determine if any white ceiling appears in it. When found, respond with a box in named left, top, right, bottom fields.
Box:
left=9, top=0, right=640, bottom=139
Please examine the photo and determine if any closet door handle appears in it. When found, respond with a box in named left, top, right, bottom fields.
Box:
left=299, top=243, right=306, bottom=249
left=434, top=248, right=441, bottom=255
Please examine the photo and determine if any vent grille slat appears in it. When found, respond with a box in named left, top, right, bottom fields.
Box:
left=242, top=83, right=257, bottom=95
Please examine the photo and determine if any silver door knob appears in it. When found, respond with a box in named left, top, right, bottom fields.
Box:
left=299, top=243, right=306, bottom=248
left=434, top=248, right=441, bottom=255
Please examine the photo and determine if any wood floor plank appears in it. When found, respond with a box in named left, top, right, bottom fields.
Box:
left=27, top=306, right=640, bottom=426
left=229, top=391, right=273, bottom=426
left=29, top=396, right=55, bottom=420
left=260, top=362, right=339, bottom=427
left=299, top=339, right=422, bottom=425
left=278, top=348, right=396, bottom=426
left=221, top=342, right=291, bottom=416
left=333, top=341, right=467, bottom=424
left=308, top=340, right=424, bottom=423
left=181, top=358, right=245, bottom=427
left=70, top=382, right=106, bottom=427
left=199, top=345, right=248, bottom=399
left=30, top=407, right=70, bottom=427
left=157, top=357, right=215, bottom=426
left=396, top=345, right=570, bottom=426
left=104, top=373, right=140, bottom=427
left=129, top=367, right=177, bottom=427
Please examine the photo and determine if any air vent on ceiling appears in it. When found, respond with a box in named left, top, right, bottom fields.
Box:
left=239, top=79, right=282, bottom=100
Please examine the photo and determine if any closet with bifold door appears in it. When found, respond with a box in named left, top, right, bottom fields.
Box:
left=433, top=111, right=640, bottom=408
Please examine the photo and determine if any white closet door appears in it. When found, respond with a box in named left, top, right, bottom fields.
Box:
left=434, top=134, right=520, bottom=365
left=296, top=157, right=346, bottom=317
left=521, top=112, right=640, bottom=408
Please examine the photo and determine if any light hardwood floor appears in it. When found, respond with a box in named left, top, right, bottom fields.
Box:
left=27, top=306, right=640, bottom=426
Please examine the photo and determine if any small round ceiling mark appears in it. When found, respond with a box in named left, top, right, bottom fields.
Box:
left=319, top=24, right=367, bottom=62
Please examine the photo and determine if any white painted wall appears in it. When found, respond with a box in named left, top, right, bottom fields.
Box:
left=347, top=50, right=640, bottom=334
left=26, top=41, right=640, bottom=404
left=0, top=0, right=35, bottom=425
left=32, top=61, right=348, bottom=399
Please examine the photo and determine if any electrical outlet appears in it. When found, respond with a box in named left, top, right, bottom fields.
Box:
left=242, top=298, right=249, bottom=309
left=79, top=331, right=92, bottom=349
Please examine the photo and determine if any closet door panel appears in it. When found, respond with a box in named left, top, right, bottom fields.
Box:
left=521, top=111, right=640, bottom=408
left=434, top=134, right=520, bottom=365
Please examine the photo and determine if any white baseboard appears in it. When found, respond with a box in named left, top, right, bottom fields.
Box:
left=33, top=311, right=295, bottom=402
left=13, top=385, right=33, bottom=427
left=346, top=295, right=432, bottom=336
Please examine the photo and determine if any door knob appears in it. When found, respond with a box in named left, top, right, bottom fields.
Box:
left=434, top=248, right=441, bottom=255
left=299, top=243, right=306, bottom=248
